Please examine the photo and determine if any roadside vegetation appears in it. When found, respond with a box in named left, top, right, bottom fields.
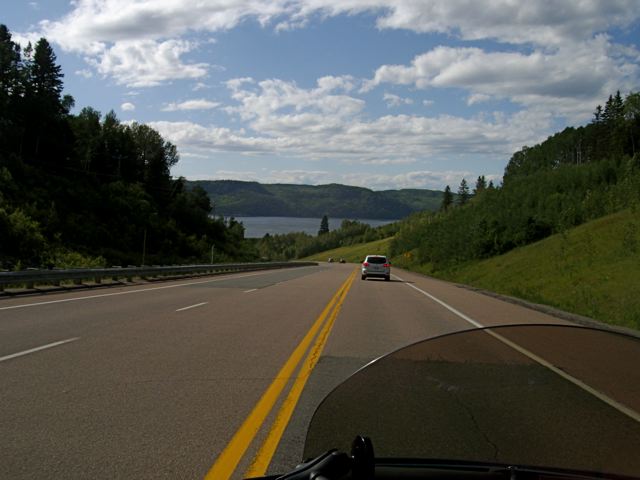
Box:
left=388, top=91, right=640, bottom=330
left=253, top=219, right=398, bottom=261
left=442, top=210, right=640, bottom=330
left=304, top=92, right=640, bottom=330
left=302, top=237, right=392, bottom=263
left=0, top=25, right=252, bottom=269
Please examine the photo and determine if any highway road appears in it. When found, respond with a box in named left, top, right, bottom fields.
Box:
left=1, top=263, right=639, bottom=479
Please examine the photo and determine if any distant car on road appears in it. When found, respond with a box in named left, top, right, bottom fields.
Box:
left=361, top=255, right=391, bottom=281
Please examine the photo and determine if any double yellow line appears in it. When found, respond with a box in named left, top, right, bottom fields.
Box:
left=204, top=268, right=358, bottom=480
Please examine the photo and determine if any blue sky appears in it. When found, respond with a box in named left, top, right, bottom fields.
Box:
left=6, top=1, right=640, bottom=190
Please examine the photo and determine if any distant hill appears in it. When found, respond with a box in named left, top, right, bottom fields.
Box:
left=188, top=180, right=443, bottom=219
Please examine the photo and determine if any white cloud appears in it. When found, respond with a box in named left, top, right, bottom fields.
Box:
left=370, top=0, right=638, bottom=46
left=383, top=92, right=414, bottom=107
left=467, top=94, right=490, bottom=105
left=75, top=69, right=94, bottom=79
left=88, top=39, right=208, bottom=87
left=40, top=1, right=639, bottom=49
left=225, top=76, right=365, bottom=131
left=366, top=38, right=640, bottom=120
left=32, top=0, right=639, bottom=88
left=162, top=99, right=220, bottom=111
left=193, top=82, right=212, bottom=91
left=150, top=75, right=553, bottom=167
left=121, top=102, right=135, bottom=111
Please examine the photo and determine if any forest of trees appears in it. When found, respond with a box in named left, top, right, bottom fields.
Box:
left=3, top=22, right=638, bottom=271
left=255, top=219, right=399, bottom=261
left=0, top=25, right=250, bottom=269
left=391, top=90, right=640, bottom=270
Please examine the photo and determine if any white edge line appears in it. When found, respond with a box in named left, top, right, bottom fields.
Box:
left=244, top=289, right=258, bottom=293
left=0, top=337, right=80, bottom=363
left=176, top=302, right=208, bottom=312
left=0, top=268, right=314, bottom=311
left=393, top=273, right=640, bottom=424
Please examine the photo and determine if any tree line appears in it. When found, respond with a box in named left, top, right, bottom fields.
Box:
left=254, top=219, right=399, bottom=261
left=0, top=25, right=249, bottom=269
left=391, top=91, right=640, bottom=270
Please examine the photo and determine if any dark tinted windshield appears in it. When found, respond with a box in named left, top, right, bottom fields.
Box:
left=304, top=325, right=640, bottom=477
left=365, top=256, right=387, bottom=264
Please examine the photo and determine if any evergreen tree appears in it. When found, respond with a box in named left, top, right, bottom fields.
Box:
left=0, top=25, right=21, bottom=100
left=624, top=92, right=640, bottom=157
left=31, top=38, right=63, bottom=105
left=0, top=25, right=22, bottom=161
left=457, top=178, right=470, bottom=205
left=318, top=215, right=329, bottom=235
left=474, top=175, right=487, bottom=195
left=441, top=185, right=453, bottom=211
left=69, top=107, right=102, bottom=172
left=18, top=38, right=71, bottom=164
left=130, top=122, right=178, bottom=209
left=593, top=105, right=603, bottom=124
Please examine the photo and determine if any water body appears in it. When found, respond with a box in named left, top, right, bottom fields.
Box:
left=233, top=216, right=397, bottom=238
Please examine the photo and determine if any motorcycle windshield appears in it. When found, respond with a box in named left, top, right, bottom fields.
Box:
left=304, top=325, right=640, bottom=477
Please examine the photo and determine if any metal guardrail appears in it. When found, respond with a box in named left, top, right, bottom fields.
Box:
left=0, top=262, right=318, bottom=292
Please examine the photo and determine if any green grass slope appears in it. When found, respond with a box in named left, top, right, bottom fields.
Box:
left=439, top=209, right=640, bottom=330
left=306, top=210, right=639, bottom=330
left=302, top=237, right=393, bottom=263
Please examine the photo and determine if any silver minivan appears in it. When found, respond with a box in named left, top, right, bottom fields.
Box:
left=361, top=255, right=391, bottom=281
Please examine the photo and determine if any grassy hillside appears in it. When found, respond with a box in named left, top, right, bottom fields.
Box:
left=402, top=209, right=639, bottom=330
left=189, top=180, right=443, bottom=219
left=305, top=210, right=639, bottom=330
left=302, top=237, right=393, bottom=263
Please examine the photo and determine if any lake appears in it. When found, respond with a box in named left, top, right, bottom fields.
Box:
left=233, top=216, right=397, bottom=238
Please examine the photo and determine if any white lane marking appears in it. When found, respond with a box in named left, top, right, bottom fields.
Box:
left=0, top=268, right=314, bottom=311
left=244, top=289, right=258, bottom=293
left=176, top=302, right=208, bottom=312
left=393, top=273, right=640, bottom=424
left=0, top=337, right=79, bottom=363
left=394, top=275, right=483, bottom=328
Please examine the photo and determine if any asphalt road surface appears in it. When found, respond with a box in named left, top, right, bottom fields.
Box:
left=1, top=263, right=638, bottom=479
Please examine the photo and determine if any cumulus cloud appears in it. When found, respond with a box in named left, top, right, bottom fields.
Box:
left=31, top=0, right=639, bottom=87
left=88, top=39, right=208, bottom=87
left=383, top=93, right=414, bottom=108
left=121, top=102, right=135, bottom=111
left=75, top=69, right=94, bottom=79
left=225, top=76, right=365, bottom=133
left=39, top=1, right=640, bottom=47
left=24, top=0, right=639, bottom=188
left=366, top=37, right=640, bottom=120
left=370, top=0, right=637, bottom=45
left=162, top=99, right=220, bottom=111
left=150, top=75, right=553, bottom=168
